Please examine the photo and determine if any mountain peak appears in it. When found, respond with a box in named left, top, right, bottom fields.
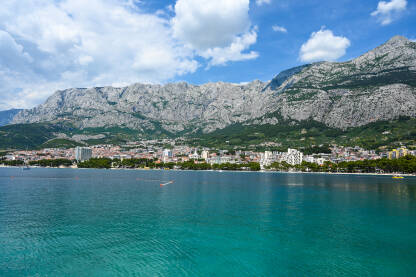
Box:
left=388, top=35, right=408, bottom=43
left=382, top=35, right=410, bottom=48
left=351, top=35, right=415, bottom=67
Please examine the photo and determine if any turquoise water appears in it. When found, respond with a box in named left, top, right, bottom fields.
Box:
left=1, top=168, right=416, bottom=276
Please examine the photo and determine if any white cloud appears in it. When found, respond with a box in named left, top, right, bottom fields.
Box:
left=0, top=0, right=198, bottom=109
left=371, top=0, right=407, bottom=25
left=0, top=30, right=33, bottom=66
left=0, top=0, right=259, bottom=110
left=172, top=0, right=258, bottom=66
left=201, top=28, right=259, bottom=66
left=272, top=25, right=287, bottom=33
left=299, top=29, right=351, bottom=62
left=410, top=38, right=416, bottom=42
left=256, top=0, right=271, bottom=6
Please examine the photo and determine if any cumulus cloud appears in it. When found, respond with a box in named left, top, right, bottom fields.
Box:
left=172, top=0, right=258, bottom=66
left=272, top=25, right=287, bottom=33
left=0, top=0, right=259, bottom=109
left=172, top=0, right=250, bottom=49
left=371, top=0, right=407, bottom=25
left=299, top=29, right=351, bottom=62
left=256, top=0, right=271, bottom=6
left=201, top=28, right=258, bottom=66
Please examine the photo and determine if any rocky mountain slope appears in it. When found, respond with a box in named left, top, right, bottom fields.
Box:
left=0, top=109, right=22, bottom=126
left=265, top=35, right=416, bottom=128
left=12, top=36, right=416, bottom=135
left=13, top=81, right=271, bottom=134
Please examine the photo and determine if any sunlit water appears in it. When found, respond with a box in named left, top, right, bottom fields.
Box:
left=1, top=168, right=416, bottom=276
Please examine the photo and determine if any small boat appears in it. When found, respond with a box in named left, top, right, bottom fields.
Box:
left=21, top=165, right=30, bottom=171
left=392, top=175, right=404, bottom=179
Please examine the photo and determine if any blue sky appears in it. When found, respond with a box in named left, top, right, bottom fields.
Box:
left=0, top=0, right=414, bottom=109
left=180, top=0, right=416, bottom=84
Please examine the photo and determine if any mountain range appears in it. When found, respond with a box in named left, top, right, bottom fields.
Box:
left=1, top=36, right=416, bottom=150
left=0, top=109, right=22, bottom=127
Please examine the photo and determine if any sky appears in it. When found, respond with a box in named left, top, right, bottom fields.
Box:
left=0, top=0, right=415, bottom=110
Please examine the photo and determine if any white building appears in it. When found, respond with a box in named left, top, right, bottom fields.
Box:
left=189, top=150, right=199, bottom=160
left=4, top=155, right=16, bottom=161
left=75, top=147, right=92, bottom=161
left=206, top=156, right=221, bottom=165
left=260, top=151, right=274, bottom=168
left=303, top=155, right=315, bottom=163
left=206, top=156, right=235, bottom=165
left=303, top=155, right=326, bottom=165
left=162, top=149, right=173, bottom=162
left=316, top=158, right=326, bottom=165
left=163, top=149, right=173, bottom=157
left=280, top=148, right=303, bottom=165
left=201, top=150, right=209, bottom=160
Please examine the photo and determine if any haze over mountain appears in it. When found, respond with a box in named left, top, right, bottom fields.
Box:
left=0, top=109, right=22, bottom=126
left=11, top=36, right=416, bottom=136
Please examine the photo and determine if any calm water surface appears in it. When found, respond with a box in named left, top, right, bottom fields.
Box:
left=0, top=168, right=416, bottom=276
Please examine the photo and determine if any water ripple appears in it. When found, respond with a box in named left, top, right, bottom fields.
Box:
left=1, top=168, right=416, bottom=276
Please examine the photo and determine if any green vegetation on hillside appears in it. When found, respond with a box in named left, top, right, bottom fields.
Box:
left=292, top=67, right=416, bottom=90
left=41, top=139, right=84, bottom=149
left=0, top=123, right=170, bottom=150
left=322, top=68, right=416, bottom=89
left=1, top=116, right=415, bottom=151
left=0, top=123, right=74, bottom=150
left=193, top=117, right=416, bottom=151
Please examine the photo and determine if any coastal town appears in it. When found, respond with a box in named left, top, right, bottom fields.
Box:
left=1, top=139, right=416, bottom=173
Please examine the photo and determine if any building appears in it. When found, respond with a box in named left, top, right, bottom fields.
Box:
left=162, top=149, right=173, bottom=162
left=260, top=151, right=274, bottom=168
left=280, top=148, right=303, bottom=165
left=163, top=149, right=173, bottom=158
left=4, top=155, right=16, bottom=161
left=189, top=150, right=199, bottom=160
left=75, top=147, right=92, bottom=161
left=388, top=147, right=408, bottom=159
left=201, top=150, right=209, bottom=160
left=316, top=158, right=326, bottom=165
left=303, top=155, right=315, bottom=163
left=206, top=156, right=235, bottom=165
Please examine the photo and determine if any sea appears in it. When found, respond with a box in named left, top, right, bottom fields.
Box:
left=1, top=168, right=416, bottom=276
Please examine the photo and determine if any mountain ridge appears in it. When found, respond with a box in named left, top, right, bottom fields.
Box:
left=8, top=36, right=416, bottom=144
left=0, top=109, right=23, bottom=126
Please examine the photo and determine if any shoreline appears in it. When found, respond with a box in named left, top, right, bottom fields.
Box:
left=1, top=165, right=415, bottom=177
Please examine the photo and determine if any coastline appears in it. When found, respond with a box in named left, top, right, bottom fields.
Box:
left=1, top=165, right=415, bottom=177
